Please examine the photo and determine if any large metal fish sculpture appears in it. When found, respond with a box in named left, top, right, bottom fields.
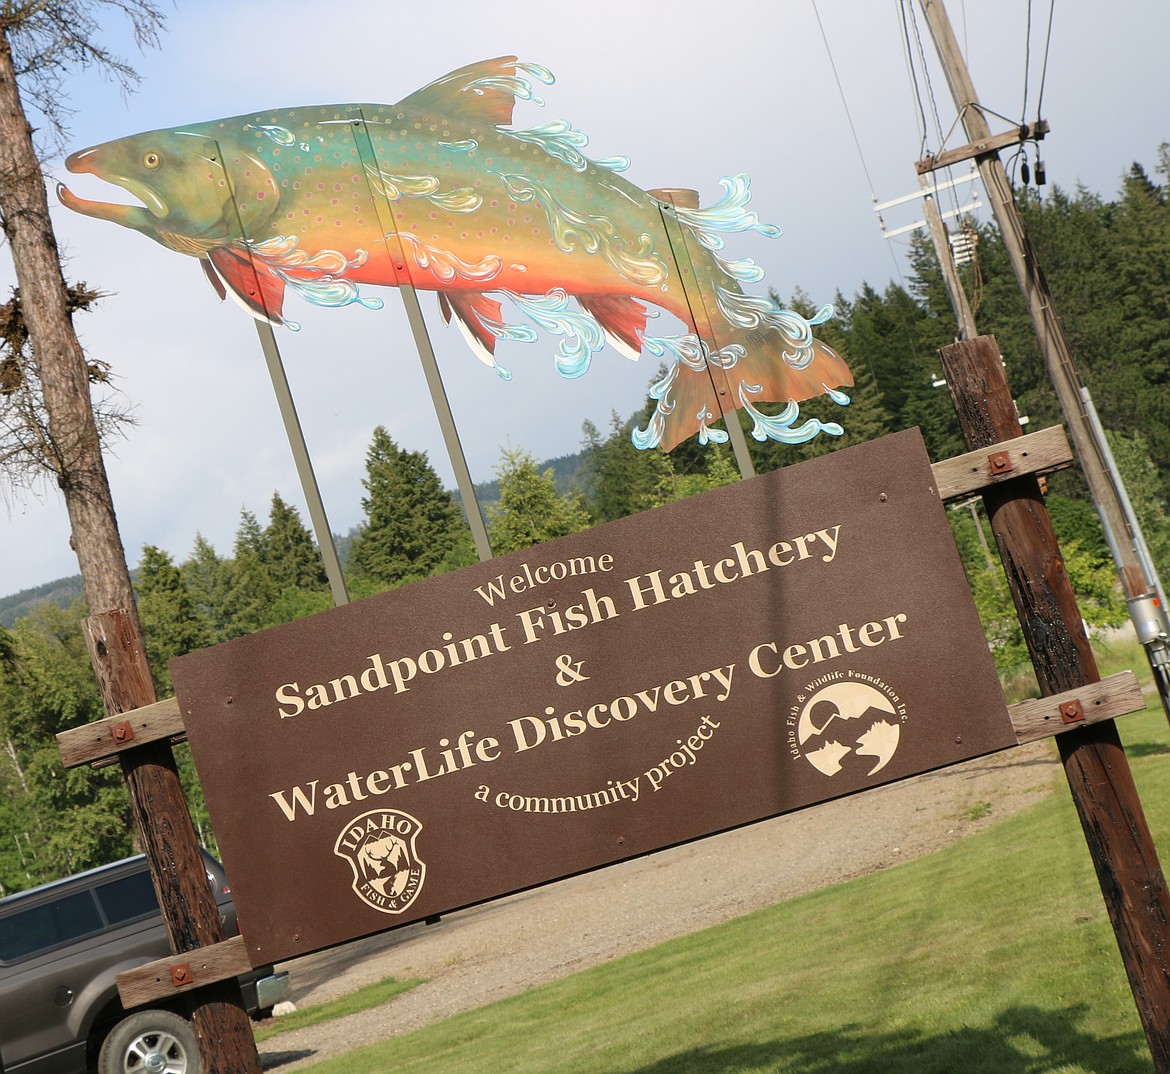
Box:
left=59, top=57, right=852, bottom=451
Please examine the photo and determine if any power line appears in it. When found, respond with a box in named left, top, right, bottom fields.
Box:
left=810, top=0, right=880, bottom=196
left=901, top=1, right=967, bottom=218
left=1022, top=0, right=1033, bottom=124
left=1035, top=0, right=1056, bottom=124
left=906, top=0, right=948, bottom=151
left=897, top=0, right=930, bottom=159
left=808, top=0, right=925, bottom=370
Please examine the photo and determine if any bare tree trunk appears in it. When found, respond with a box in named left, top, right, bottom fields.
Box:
left=0, top=26, right=138, bottom=627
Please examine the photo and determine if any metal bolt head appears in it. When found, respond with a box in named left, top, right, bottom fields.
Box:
left=1060, top=699, right=1085, bottom=723
left=989, top=451, right=1013, bottom=475
left=111, top=721, right=134, bottom=743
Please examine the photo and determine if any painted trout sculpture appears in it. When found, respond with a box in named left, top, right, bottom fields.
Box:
left=59, top=56, right=852, bottom=451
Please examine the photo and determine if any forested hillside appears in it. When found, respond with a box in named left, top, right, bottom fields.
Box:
left=1, top=151, right=1166, bottom=894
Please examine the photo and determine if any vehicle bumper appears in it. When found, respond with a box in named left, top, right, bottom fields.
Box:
left=254, top=970, right=291, bottom=1012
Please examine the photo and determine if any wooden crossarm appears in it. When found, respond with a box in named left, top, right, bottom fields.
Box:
left=115, top=935, right=253, bottom=1008
left=931, top=425, right=1072, bottom=502
left=56, top=695, right=185, bottom=768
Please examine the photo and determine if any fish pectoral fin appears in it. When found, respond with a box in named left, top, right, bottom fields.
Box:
left=439, top=292, right=503, bottom=368
left=576, top=295, right=648, bottom=361
left=200, top=257, right=227, bottom=302
left=397, top=56, right=522, bottom=128
left=206, top=247, right=287, bottom=326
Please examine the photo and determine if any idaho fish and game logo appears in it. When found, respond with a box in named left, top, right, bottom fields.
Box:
left=787, top=671, right=907, bottom=779
left=335, top=810, right=426, bottom=915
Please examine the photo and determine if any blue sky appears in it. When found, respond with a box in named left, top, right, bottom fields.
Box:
left=2, top=0, right=1168, bottom=599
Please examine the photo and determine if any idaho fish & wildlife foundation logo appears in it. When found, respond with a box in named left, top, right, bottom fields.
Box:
left=787, top=671, right=906, bottom=779
left=335, top=809, right=426, bottom=914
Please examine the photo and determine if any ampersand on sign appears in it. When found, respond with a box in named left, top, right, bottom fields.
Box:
left=555, top=654, right=589, bottom=686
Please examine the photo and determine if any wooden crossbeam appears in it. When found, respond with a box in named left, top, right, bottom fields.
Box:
left=917, top=120, right=1049, bottom=174
left=1008, top=672, right=1144, bottom=744
left=116, top=934, right=252, bottom=1008
left=56, top=695, right=184, bottom=768
left=932, top=425, right=1072, bottom=501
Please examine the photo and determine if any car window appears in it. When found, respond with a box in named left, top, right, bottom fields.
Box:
left=0, top=890, right=104, bottom=962
left=95, top=871, right=158, bottom=925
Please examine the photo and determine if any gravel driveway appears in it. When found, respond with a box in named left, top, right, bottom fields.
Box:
left=259, top=740, right=1059, bottom=1071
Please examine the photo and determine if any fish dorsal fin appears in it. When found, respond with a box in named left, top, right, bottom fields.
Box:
left=397, top=56, right=522, bottom=126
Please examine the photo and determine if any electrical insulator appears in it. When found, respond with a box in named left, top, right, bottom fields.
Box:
left=949, top=228, right=979, bottom=267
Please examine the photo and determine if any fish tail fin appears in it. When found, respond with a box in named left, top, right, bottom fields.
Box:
left=636, top=298, right=853, bottom=453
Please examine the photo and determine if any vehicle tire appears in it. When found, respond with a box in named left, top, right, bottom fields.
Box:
left=97, top=1009, right=201, bottom=1074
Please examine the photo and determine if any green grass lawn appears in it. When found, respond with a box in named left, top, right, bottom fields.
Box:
left=254, top=975, right=424, bottom=1042
left=297, top=640, right=1170, bottom=1073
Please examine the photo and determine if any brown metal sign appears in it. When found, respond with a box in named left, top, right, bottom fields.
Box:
left=172, top=429, right=1016, bottom=965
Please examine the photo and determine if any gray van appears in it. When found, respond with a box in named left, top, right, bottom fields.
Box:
left=0, top=850, right=288, bottom=1073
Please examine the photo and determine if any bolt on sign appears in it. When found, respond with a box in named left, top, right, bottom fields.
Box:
left=171, top=429, right=1016, bottom=965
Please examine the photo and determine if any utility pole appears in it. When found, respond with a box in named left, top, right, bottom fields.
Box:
left=918, top=174, right=977, bottom=339
left=916, top=0, right=1170, bottom=717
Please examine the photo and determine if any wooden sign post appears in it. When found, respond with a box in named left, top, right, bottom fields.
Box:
left=82, top=612, right=262, bottom=1074
left=939, top=335, right=1170, bottom=1070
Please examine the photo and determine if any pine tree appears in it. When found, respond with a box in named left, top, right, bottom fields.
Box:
left=348, top=427, right=467, bottom=590
left=134, top=544, right=206, bottom=694
left=219, top=509, right=274, bottom=637
left=263, top=492, right=329, bottom=592
left=1105, top=165, right=1170, bottom=482
left=181, top=535, right=234, bottom=645
left=582, top=411, right=674, bottom=522
left=1107, top=430, right=1170, bottom=586
left=488, top=446, right=592, bottom=554
left=261, top=493, right=333, bottom=625
left=0, top=603, right=134, bottom=889
left=670, top=445, right=740, bottom=499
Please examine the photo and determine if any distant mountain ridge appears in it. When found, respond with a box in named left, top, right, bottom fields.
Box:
left=0, top=575, right=84, bottom=627
left=2, top=450, right=588, bottom=625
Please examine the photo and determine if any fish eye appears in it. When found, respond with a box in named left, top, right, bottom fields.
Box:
left=143, top=151, right=161, bottom=169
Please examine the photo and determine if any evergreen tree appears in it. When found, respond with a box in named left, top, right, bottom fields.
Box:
left=263, top=492, right=329, bottom=593
left=488, top=446, right=592, bottom=554
left=348, top=427, right=467, bottom=590
left=1107, top=430, right=1170, bottom=586
left=0, top=603, right=134, bottom=890
left=1101, top=165, right=1170, bottom=481
left=582, top=411, right=674, bottom=522
left=135, top=544, right=206, bottom=694
left=181, top=534, right=234, bottom=645
left=670, top=445, right=741, bottom=499
left=221, top=509, right=274, bottom=637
